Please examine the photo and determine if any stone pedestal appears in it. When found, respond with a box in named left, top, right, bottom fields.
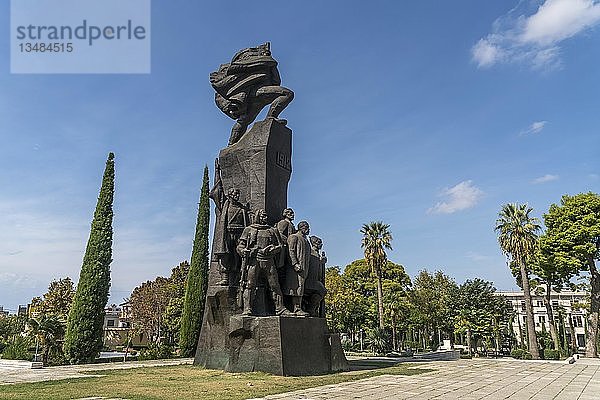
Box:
left=195, top=296, right=349, bottom=375
left=218, top=119, right=292, bottom=226
left=194, top=284, right=237, bottom=370
left=227, top=316, right=348, bottom=376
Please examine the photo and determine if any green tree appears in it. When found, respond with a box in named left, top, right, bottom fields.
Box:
left=543, top=193, right=600, bottom=357
left=495, top=203, right=541, bottom=359
left=409, top=270, right=456, bottom=350
left=360, top=221, right=393, bottom=329
left=31, top=278, right=75, bottom=319
left=530, top=238, right=577, bottom=355
left=129, top=261, right=191, bottom=347
left=64, top=152, right=115, bottom=364
left=0, top=315, right=27, bottom=342
left=130, top=277, right=172, bottom=343
left=162, top=261, right=191, bottom=345
left=180, top=165, right=211, bottom=357
left=325, top=266, right=370, bottom=339
left=341, top=259, right=411, bottom=340
left=27, top=314, right=65, bottom=365
left=450, top=279, right=513, bottom=356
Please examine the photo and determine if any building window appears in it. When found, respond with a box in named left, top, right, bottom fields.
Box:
left=523, top=316, right=527, bottom=325
left=572, top=316, right=583, bottom=328
left=538, top=316, right=546, bottom=324
left=552, top=300, right=559, bottom=307
left=577, top=334, right=586, bottom=348
left=107, top=319, right=115, bottom=327
left=536, top=300, right=544, bottom=307
left=521, top=301, right=526, bottom=311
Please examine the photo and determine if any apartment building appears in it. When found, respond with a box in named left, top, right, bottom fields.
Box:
left=498, top=289, right=588, bottom=350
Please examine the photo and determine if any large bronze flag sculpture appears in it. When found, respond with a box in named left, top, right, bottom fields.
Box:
left=194, top=43, right=348, bottom=376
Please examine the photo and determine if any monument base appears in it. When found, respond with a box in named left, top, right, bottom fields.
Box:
left=226, top=316, right=349, bottom=376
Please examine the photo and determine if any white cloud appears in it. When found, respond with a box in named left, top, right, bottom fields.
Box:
left=428, top=180, right=484, bottom=214
left=472, top=0, right=600, bottom=70
left=532, top=174, right=559, bottom=183
left=520, top=120, right=547, bottom=135
left=472, top=38, right=505, bottom=67
left=466, top=251, right=493, bottom=262
left=0, top=272, right=43, bottom=290
left=522, top=0, right=600, bottom=44
left=0, top=197, right=194, bottom=308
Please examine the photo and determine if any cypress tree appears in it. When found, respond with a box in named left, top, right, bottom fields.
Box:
left=179, top=165, right=210, bottom=357
left=63, top=152, right=115, bottom=364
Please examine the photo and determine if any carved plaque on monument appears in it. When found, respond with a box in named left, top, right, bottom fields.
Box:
left=218, top=119, right=292, bottom=226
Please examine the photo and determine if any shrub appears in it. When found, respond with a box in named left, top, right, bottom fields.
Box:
left=544, top=349, right=560, bottom=360
left=366, top=327, right=389, bottom=355
left=341, top=340, right=353, bottom=352
left=510, top=348, right=532, bottom=360
left=138, top=343, right=174, bottom=360
left=1, top=337, right=31, bottom=360
left=510, top=349, right=524, bottom=359
left=46, top=347, right=67, bottom=366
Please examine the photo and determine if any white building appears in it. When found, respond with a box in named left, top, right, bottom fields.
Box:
left=103, top=302, right=147, bottom=349
left=103, top=303, right=131, bottom=329
left=498, top=289, right=588, bottom=351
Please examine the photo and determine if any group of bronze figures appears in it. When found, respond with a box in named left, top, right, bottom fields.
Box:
left=210, top=163, right=327, bottom=318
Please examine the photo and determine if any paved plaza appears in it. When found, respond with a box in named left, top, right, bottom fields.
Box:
left=254, top=358, right=600, bottom=400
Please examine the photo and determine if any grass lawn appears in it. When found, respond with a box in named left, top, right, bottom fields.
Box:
left=0, top=362, right=433, bottom=400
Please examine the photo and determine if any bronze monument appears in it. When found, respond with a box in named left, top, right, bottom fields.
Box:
left=195, top=44, right=348, bottom=376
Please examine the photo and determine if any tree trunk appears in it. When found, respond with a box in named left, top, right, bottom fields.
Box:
left=543, top=284, right=561, bottom=353
left=494, top=318, right=500, bottom=357
left=559, top=312, right=567, bottom=353
left=520, top=260, right=540, bottom=359
left=585, top=257, right=599, bottom=358
left=376, top=273, right=384, bottom=329
left=42, top=346, right=49, bottom=366
left=391, top=317, right=397, bottom=351
left=568, top=312, right=577, bottom=355
left=517, top=314, right=524, bottom=348
left=467, top=328, right=472, bottom=357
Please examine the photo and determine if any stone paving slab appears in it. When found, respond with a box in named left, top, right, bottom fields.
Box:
left=0, top=358, right=193, bottom=385
left=251, top=359, right=600, bottom=400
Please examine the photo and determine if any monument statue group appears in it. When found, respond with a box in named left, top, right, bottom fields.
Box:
left=194, top=43, right=348, bottom=375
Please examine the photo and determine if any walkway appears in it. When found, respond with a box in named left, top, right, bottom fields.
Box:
left=253, top=358, right=600, bottom=400
left=0, top=358, right=193, bottom=385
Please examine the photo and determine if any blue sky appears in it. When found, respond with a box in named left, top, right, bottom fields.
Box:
left=1, top=0, right=599, bottom=311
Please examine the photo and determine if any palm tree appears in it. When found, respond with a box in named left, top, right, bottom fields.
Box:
left=28, top=314, right=66, bottom=365
left=361, top=221, right=392, bottom=329
left=495, top=203, right=541, bottom=359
